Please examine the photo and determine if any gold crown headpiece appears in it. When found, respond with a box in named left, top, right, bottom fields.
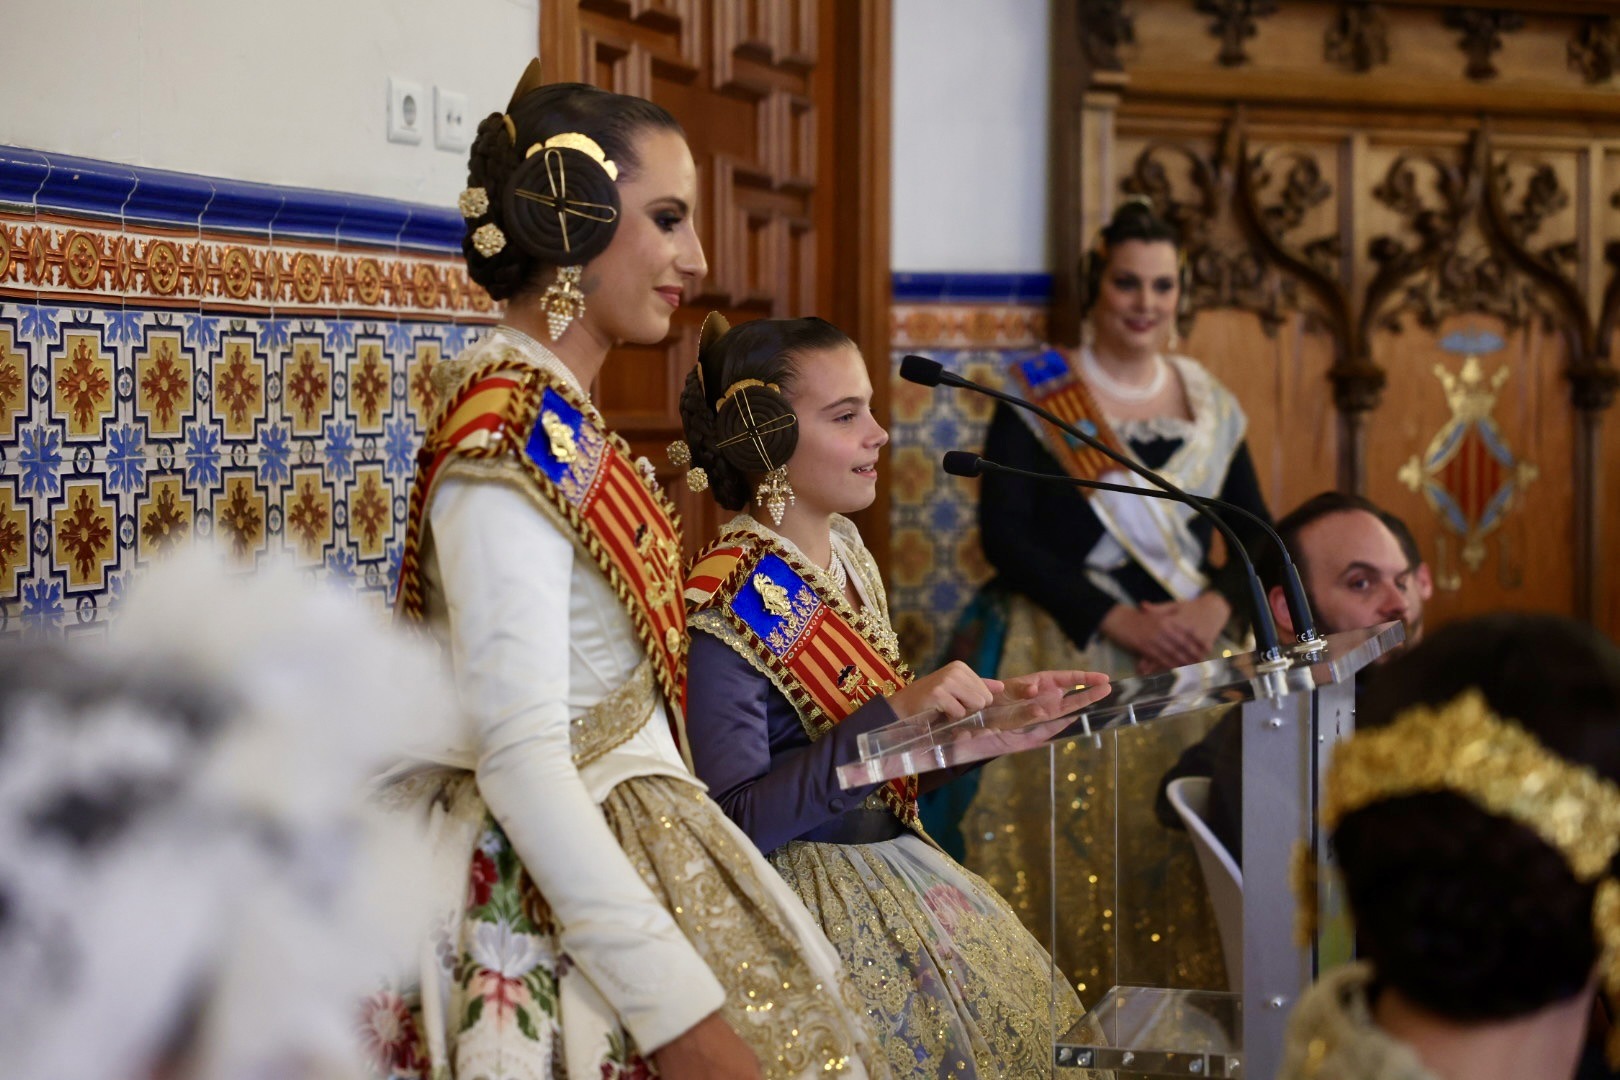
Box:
left=1325, top=689, right=1620, bottom=880
left=1321, top=688, right=1620, bottom=1063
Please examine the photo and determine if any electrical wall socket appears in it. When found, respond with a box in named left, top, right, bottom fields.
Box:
left=387, top=76, right=424, bottom=145
left=434, top=87, right=471, bottom=152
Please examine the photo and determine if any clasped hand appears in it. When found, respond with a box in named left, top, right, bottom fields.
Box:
left=1101, top=592, right=1231, bottom=674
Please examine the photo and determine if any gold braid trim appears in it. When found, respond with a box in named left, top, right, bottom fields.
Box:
left=1323, top=688, right=1620, bottom=1064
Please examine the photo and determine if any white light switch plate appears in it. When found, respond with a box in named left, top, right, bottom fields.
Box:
left=435, top=87, right=472, bottom=152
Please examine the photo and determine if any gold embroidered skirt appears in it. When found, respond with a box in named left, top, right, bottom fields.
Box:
left=959, top=594, right=1229, bottom=1007
left=769, top=832, right=1091, bottom=1079
left=368, top=773, right=887, bottom=1080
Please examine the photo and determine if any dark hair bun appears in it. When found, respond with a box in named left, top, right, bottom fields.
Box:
left=501, top=145, right=621, bottom=266
left=712, top=383, right=798, bottom=474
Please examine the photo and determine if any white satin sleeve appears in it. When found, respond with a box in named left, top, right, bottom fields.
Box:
left=429, top=476, right=725, bottom=1052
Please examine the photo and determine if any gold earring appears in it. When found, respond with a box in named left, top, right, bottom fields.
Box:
left=756, top=466, right=794, bottom=527
left=1167, top=323, right=1181, bottom=352
left=686, top=467, right=709, bottom=493
left=541, top=265, right=586, bottom=341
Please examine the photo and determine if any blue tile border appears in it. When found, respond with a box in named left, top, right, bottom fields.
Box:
left=1, top=145, right=462, bottom=253
left=35, top=154, right=138, bottom=222
left=0, top=147, right=51, bottom=209
left=125, top=167, right=216, bottom=229
left=891, top=272, right=1053, bottom=304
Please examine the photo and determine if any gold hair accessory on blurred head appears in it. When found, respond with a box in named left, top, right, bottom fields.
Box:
left=686, top=468, right=709, bottom=493
left=471, top=223, right=507, bottom=258
left=1324, top=689, right=1620, bottom=875
left=458, top=187, right=490, bottom=219
left=540, top=265, right=587, bottom=341
left=1321, top=688, right=1620, bottom=1066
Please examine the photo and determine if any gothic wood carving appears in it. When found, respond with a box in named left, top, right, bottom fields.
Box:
left=1235, top=136, right=1382, bottom=414
left=1121, top=127, right=1299, bottom=337
left=1569, top=17, right=1620, bottom=85
left=1078, top=0, right=1135, bottom=73
left=1324, top=2, right=1390, bottom=74
left=1443, top=8, right=1526, bottom=81
left=1194, top=0, right=1279, bottom=68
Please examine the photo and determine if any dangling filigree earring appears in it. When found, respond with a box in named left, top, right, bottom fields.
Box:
left=756, top=466, right=795, bottom=527
left=1167, top=323, right=1181, bottom=352
left=1080, top=316, right=1096, bottom=350
left=541, top=265, right=586, bottom=341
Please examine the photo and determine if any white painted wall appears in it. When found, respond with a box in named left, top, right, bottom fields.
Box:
left=0, top=0, right=539, bottom=206
left=891, top=0, right=1051, bottom=273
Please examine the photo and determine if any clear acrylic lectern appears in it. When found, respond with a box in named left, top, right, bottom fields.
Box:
left=836, top=623, right=1404, bottom=1080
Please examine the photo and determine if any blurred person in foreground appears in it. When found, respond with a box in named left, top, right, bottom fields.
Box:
left=0, top=554, right=447, bottom=1080
left=1280, top=611, right=1620, bottom=1080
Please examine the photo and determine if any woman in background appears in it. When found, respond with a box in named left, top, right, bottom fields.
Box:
left=941, top=198, right=1272, bottom=1003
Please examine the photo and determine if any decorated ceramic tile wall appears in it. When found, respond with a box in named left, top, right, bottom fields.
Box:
left=0, top=147, right=496, bottom=635
left=887, top=273, right=1050, bottom=666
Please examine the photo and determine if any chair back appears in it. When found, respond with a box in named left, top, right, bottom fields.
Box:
left=1165, top=776, right=1244, bottom=991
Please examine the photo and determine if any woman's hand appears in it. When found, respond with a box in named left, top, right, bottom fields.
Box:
left=1101, top=602, right=1206, bottom=672
left=1123, top=593, right=1231, bottom=675
left=1163, top=591, right=1231, bottom=653
left=652, top=1012, right=762, bottom=1080
left=886, top=660, right=1002, bottom=722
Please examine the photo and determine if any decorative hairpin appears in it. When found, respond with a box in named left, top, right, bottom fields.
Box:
left=458, top=187, right=490, bottom=219
left=471, top=223, right=506, bottom=258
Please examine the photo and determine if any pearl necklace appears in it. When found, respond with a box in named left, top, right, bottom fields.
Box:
left=1081, top=346, right=1169, bottom=404
left=826, top=549, right=849, bottom=596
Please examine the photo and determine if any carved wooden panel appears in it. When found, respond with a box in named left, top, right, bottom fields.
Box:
left=546, top=0, right=890, bottom=559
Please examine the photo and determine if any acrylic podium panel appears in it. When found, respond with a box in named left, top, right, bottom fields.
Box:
left=838, top=623, right=1403, bottom=1080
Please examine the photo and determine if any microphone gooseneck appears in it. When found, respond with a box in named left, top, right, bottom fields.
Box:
left=906, top=355, right=1314, bottom=663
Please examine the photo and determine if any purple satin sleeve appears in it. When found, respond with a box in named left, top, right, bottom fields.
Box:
left=685, top=630, right=898, bottom=854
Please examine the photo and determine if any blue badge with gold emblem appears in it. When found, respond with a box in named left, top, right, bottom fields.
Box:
left=731, top=553, right=820, bottom=657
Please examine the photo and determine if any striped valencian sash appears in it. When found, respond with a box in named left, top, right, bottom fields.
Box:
left=685, top=530, right=924, bottom=833
left=397, top=350, right=688, bottom=730
left=1005, top=347, right=1131, bottom=489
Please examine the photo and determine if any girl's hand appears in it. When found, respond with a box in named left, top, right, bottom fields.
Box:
left=887, top=660, right=1002, bottom=722
left=996, top=668, right=1111, bottom=706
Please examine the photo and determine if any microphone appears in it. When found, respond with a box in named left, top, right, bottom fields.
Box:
left=903, top=354, right=1311, bottom=664
left=943, top=452, right=1320, bottom=651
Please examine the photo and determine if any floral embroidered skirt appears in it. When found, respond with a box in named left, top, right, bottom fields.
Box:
left=768, top=833, right=1091, bottom=1079
left=362, top=773, right=887, bottom=1080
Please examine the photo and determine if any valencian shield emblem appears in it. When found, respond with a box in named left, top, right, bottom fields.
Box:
left=1398, top=351, right=1538, bottom=587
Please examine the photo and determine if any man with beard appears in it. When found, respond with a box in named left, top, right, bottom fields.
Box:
left=1154, top=491, right=1430, bottom=863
